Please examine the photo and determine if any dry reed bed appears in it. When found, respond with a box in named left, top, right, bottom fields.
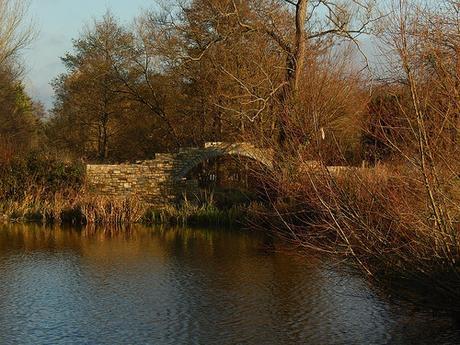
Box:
left=261, top=163, right=460, bottom=312
left=0, top=186, right=246, bottom=227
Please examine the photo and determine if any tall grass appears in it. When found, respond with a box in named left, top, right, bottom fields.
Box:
left=143, top=200, right=248, bottom=227
left=0, top=185, right=249, bottom=227
left=0, top=186, right=82, bottom=223
left=79, top=195, right=147, bottom=225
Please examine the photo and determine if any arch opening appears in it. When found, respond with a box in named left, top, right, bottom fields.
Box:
left=175, top=150, right=272, bottom=208
left=173, top=145, right=273, bottom=182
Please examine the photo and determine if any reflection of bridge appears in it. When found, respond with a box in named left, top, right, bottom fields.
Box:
left=86, top=142, right=273, bottom=206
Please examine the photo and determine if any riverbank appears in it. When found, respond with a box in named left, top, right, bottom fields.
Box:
left=0, top=155, right=251, bottom=227
left=0, top=193, right=250, bottom=227
left=1, top=155, right=459, bottom=315
left=2, top=182, right=460, bottom=315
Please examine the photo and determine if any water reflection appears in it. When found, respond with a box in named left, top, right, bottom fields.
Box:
left=0, top=224, right=457, bottom=345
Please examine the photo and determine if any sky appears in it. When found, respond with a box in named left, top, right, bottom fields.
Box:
left=23, top=0, right=155, bottom=110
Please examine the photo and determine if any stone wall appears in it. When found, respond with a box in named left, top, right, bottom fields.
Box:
left=86, top=154, right=179, bottom=206
left=86, top=143, right=273, bottom=206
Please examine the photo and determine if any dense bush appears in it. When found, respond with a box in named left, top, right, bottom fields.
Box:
left=0, top=152, right=85, bottom=200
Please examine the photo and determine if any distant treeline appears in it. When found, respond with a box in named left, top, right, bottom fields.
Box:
left=2, top=1, right=382, bottom=164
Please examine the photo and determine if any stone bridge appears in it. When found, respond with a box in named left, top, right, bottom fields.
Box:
left=86, top=142, right=273, bottom=206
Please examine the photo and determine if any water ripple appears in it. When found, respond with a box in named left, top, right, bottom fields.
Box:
left=0, top=224, right=457, bottom=345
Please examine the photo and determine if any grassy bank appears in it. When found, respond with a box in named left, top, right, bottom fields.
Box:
left=0, top=192, right=250, bottom=227
left=143, top=202, right=249, bottom=227
left=2, top=155, right=459, bottom=314
left=0, top=188, right=252, bottom=228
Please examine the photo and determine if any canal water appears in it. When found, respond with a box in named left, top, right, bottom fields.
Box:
left=0, top=224, right=458, bottom=345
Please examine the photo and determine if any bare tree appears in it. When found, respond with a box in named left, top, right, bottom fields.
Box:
left=0, top=0, right=33, bottom=66
left=219, top=0, right=379, bottom=146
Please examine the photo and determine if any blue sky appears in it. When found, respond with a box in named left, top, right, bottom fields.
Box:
left=23, top=0, right=155, bottom=110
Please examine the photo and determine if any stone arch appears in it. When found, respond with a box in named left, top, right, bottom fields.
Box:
left=172, top=143, right=273, bottom=181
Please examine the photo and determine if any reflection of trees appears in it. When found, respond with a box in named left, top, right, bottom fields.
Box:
left=0, top=223, right=85, bottom=253
left=0, top=224, right=259, bottom=265
left=0, top=224, right=419, bottom=344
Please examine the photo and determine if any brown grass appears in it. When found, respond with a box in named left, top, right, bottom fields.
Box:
left=78, top=194, right=148, bottom=225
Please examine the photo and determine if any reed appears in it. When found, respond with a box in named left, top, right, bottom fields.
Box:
left=142, top=198, right=249, bottom=227
left=0, top=185, right=81, bottom=223
left=0, top=185, right=249, bottom=227
left=78, top=194, right=148, bottom=225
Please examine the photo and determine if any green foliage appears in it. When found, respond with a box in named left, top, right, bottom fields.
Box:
left=0, top=66, right=45, bottom=159
left=142, top=202, right=248, bottom=227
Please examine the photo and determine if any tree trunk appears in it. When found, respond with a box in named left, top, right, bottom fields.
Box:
left=277, top=0, right=308, bottom=147
left=98, top=112, right=109, bottom=162
left=290, top=0, right=308, bottom=97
